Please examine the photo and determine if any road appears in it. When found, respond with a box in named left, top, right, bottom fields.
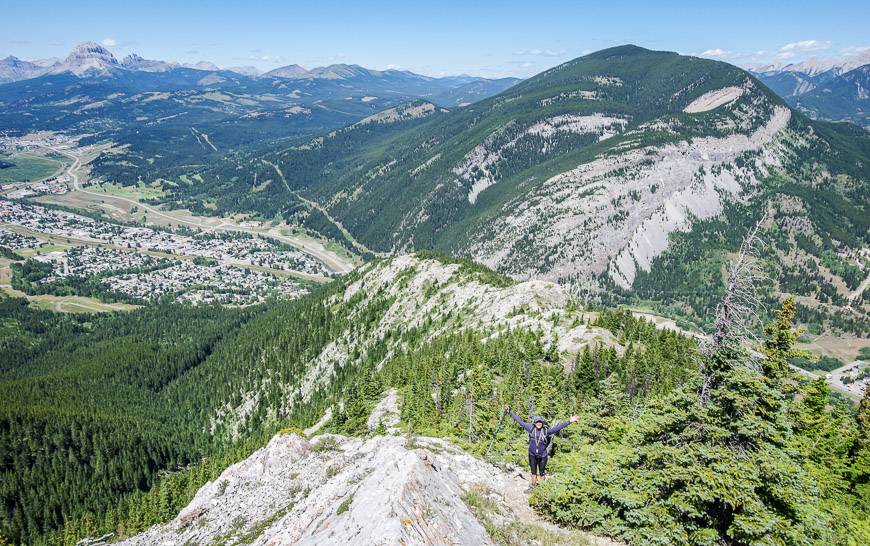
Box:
left=262, top=159, right=388, bottom=258
left=827, top=360, right=868, bottom=400
left=44, top=145, right=355, bottom=275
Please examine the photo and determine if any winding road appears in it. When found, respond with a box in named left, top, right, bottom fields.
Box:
left=45, top=145, right=354, bottom=276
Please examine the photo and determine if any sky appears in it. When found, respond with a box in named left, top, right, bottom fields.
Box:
left=2, top=0, right=869, bottom=78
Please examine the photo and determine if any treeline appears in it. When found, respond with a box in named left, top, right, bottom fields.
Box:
left=0, top=300, right=256, bottom=545
left=2, top=265, right=867, bottom=545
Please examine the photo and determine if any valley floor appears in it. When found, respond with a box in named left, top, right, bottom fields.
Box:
left=1, top=134, right=358, bottom=277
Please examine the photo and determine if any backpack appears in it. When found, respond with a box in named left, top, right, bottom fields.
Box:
left=529, top=425, right=551, bottom=453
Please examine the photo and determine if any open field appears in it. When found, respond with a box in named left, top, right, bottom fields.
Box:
left=14, top=243, right=72, bottom=257
left=797, top=334, right=870, bottom=366
left=27, top=295, right=139, bottom=313
left=0, top=152, right=66, bottom=183
left=88, top=181, right=167, bottom=201
left=0, top=258, right=12, bottom=286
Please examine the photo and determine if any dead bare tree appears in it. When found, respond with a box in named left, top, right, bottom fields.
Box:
left=700, top=213, right=769, bottom=403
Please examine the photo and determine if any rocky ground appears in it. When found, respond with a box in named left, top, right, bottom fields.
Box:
left=115, top=392, right=618, bottom=546
left=117, top=433, right=613, bottom=545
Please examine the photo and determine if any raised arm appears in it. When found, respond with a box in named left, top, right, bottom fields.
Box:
left=506, top=406, right=533, bottom=432
left=547, top=415, right=579, bottom=436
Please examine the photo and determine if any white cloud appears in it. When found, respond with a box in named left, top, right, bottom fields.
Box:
left=777, top=39, right=831, bottom=58
left=385, top=63, right=401, bottom=70
left=700, top=48, right=735, bottom=59
left=514, top=48, right=564, bottom=57
left=100, top=38, right=117, bottom=47
left=841, top=45, right=870, bottom=57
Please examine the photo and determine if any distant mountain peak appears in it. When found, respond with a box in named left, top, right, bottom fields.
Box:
left=0, top=55, right=45, bottom=83
left=263, top=63, right=310, bottom=79
left=226, top=65, right=261, bottom=76
left=66, top=41, right=118, bottom=64
left=121, top=53, right=176, bottom=72
left=45, top=41, right=120, bottom=76
left=121, top=53, right=145, bottom=66
left=183, top=60, right=221, bottom=71
left=750, top=50, right=870, bottom=77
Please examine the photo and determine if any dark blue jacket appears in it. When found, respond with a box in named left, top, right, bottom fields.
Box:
left=509, top=411, right=570, bottom=457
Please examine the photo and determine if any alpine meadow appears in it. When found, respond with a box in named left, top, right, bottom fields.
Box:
left=0, top=3, right=868, bottom=545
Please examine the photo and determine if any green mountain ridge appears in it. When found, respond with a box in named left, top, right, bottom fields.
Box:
left=143, top=45, right=869, bottom=333
left=2, top=253, right=868, bottom=545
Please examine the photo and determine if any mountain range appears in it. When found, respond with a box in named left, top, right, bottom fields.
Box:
left=0, top=41, right=519, bottom=91
left=752, top=51, right=870, bottom=127
left=0, top=42, right=519, bottom=178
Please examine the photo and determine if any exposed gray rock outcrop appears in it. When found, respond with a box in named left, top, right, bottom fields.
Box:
left=117, top=432, right=607, bottom=545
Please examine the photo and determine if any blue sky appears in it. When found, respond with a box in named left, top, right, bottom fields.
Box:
left=2, top=0, right=869, bottom=77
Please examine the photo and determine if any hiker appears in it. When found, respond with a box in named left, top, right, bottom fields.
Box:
left=505, top=405, right=579, bottom=490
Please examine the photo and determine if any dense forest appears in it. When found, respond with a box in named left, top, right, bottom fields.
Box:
left=1, top=251, right=868, bottom=544
left=0, top=299, right=257, bottom=544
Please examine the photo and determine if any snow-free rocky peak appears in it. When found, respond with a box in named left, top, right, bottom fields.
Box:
left=0, top=56, right=45, bottom=83
left=263, top=64, right=312, bottom=79
left=49, top=41, right=119, bottom=76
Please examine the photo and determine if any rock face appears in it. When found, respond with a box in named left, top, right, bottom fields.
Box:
left=50, top=42, right=119, bottom=76
left=117, top=432, right=600, bottom=546
left=464, top=90, right=793, bottom=288
left=0, top=56, right=46, bottom=83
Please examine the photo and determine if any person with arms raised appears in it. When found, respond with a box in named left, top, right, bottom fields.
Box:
left=505, top=405, right=579, bottom=491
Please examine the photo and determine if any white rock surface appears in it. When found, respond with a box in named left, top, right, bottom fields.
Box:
left=465, top=99, right=792, bottom=289
left=454, top=114, right=628, bottom=204
left=117, top=433, right=606, bottom=546
left=683, top=86, right=744, bottom=113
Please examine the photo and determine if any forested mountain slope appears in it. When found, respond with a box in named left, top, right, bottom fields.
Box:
left=161, top=45, right=869, bottom=332
left=2, top=254, right=868, bottom=545
left=0, top=254, right=621, bottom=544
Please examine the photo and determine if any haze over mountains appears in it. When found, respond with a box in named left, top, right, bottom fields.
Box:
left=0, top=41, right=520, bottom=181
left=752, top=51, right=870, bottom=127
left=1, top=37, right=868, bottom=546
left=0, top=41, right=520, bottom=90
